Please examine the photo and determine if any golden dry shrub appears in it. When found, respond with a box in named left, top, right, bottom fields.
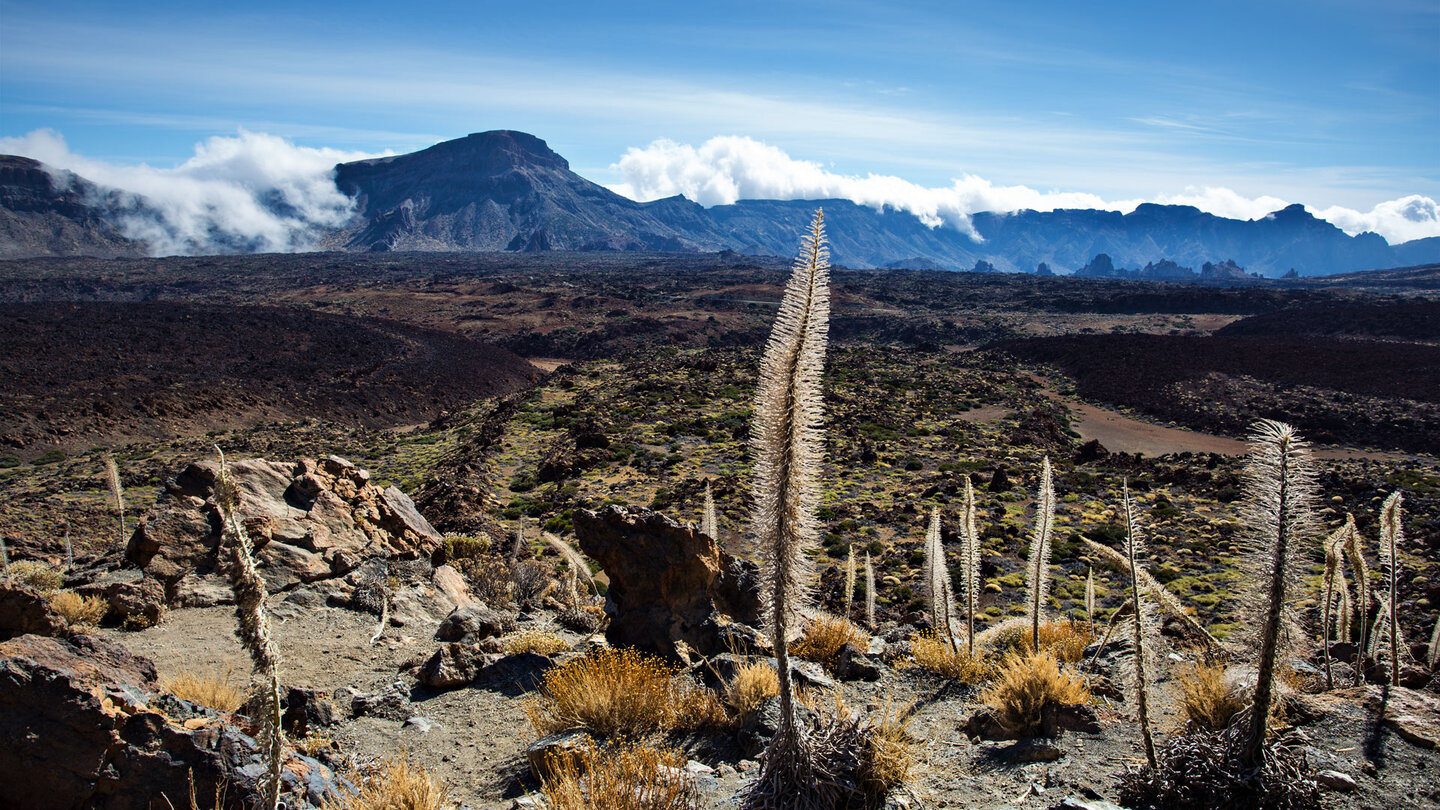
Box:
left=502, top=630, right=570, bottom=656
left=162, top=668, right=245, bottom=713
left=791, top=614, right=868, bottom=672
left=8, top=560, right=63, bottom=592
left=48, top=590, right=107, bottom=627
left=524, top=647, right=723, bottom=739
left=1175, top=662, right=1247, bottom=732
left=982, top=651, right=1090, bottom=737
left=908, top=631, right=988, bottom=683
left=989, top=620, right=1089, bottom=663
left=441, top=533, right=490, bottom=562
left=859, top=699, right=917, bottom=803
left=322, top=756, right=447, bottom=810
left=724, top=659, right=780, bottom=719
left=542, top=741, right=699, bottom=810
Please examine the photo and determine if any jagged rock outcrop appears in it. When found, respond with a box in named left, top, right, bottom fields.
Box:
left=0, top=633, right=346, bottom=809
left=574, top=504, right=763, bottom=661
left=0, top=582, right=68, bottom=639
left=126, top=455, right=442, bottom=606
left=0, top=155, right=144, bottom=259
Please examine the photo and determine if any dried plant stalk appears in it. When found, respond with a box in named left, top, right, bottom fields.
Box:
left=922, top=507, right=957, bottom=652
left=1121, top=481, right=1158, bottom=770
left=1081, top=536, right=1219, bottom=653
left=1084, top=566, right=1096, bottom=627
left=960, top=475, right=980, bottom=657
left=1026, top=456, right=1056, bottom=652
left=701, top=480, right=719, bottom=541
left=1343, top=515, right=1372, bottom=685
left=844, top=544, right=856, bottom=620
left=1237, top=420, right=1320, bottom=768
left=1319, top=517, right=1352, bottom=690
left=1378, top=491, right=1404, bottom=686
left=214, top=447, right=283, bottom=810
left=104, top=453, right=126, bottom=546
left=864, top=551, right=876, bottom=631
left=744, top=209, right=833, bottom=810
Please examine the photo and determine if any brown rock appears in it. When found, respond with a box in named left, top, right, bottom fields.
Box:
left=75, top=575, right=166, bottom=628
left=0, top=633, right=345, bottom=809
left=526, top=730, right=593, bottom=781
left=0, top=583, right=67, bottom=640
left=574, top=505, right=762, bottom=660
left=436, top=602, right=516, bottom=642
left=125, top=457, right=444, bottom=606
left=432, top=564, right=475, bottom=607
left=1368, top=686, right=1440, bottom=750
left=419, top=644, right=498, bottom=689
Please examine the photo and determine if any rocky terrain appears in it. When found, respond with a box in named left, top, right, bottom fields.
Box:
left=0, top=248, right=1437, bottom=809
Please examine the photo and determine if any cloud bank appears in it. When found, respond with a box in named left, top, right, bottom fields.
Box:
left=0, top=129, right=385, bottom=255
left=609, top=136, right=1440, bottom=245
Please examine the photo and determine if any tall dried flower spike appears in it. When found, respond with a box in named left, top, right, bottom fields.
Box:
left=1081, top=535, right=1218, bottom=652
left=922, top=507, right=957, bottom=652
left=744, top=209, right=832, bottom=810
left=701, top=480, right=719, bottom=541
left=1026, top=456, right=1056, bottom=652
left=1319, top=517, right=1352, bottom=690
left=1427, top=612, right=1439, bottom=671
left=1237, top=420, right=1320, bottom=767
left=1342, top=512, right=1372, bottom=685
left=1378, top=491, right=1404, bottom=686
left=864, top=551, right=876, bottom=630
left=214, top=447, right=284, bottom=810
left=1084, top=566, right=1096, bottom=627
left=960, top=474, right=980, bottom=656
left=104, top=453, right=126, bottom=547
left=1121, top=480, right=1157, bottom=770
left=844, top=544, right=856, bottom=619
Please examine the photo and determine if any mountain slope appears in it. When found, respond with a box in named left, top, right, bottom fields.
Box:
left=330, top=131, right=726, bottom=253
left=0, top=156, right=143, bottom=259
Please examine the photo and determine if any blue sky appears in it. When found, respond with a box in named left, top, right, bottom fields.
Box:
left=2, top=0, right=1437, bottom=246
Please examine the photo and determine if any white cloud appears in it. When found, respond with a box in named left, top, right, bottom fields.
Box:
left=0, top=129, right=386, bottom=255
left=609, top=135, right=1440, bottom=244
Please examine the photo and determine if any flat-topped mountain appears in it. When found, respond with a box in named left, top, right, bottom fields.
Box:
left=1, top=131, right=1436, bottom=276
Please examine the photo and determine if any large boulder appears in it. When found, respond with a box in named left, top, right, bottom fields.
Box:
left=0, top=582, right=67, bottom=640
left=126, top=456, right=443, bottom=605
left=0, top=633, right=345, bottom=809
left=574, top=505, right=762, bottom=661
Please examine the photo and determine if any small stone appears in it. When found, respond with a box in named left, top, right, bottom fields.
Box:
left=1316, top=770, right=1357, bottom=792
left=1000, top=739, right=1064, bottom=764
left=526, top=730, right=592, bottom=781
left=737, top=759, right=758, bottom=773
left=510, top=797, right=546, bottom=809
left=684, top=760, right=714, bottom=775
left=1057, top=798, right=1126, bottom=810
left=403, top=716, right=437, bottom=733
left=715, top=764, right=737, bottom=776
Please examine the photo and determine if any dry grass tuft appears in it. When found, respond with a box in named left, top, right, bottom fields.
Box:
left=908, top=631, right=988, bottom=683
left=988, top=620, right=1090, bottom=663
left=525, top=647, right=723, bottom=739
left=322, top=756, right=448, bottom=810
left=1175, top=662, right=1247, bottom=732
left=441, top=533, right=490, bottom=561
left=859, top=698, right=917, bottom=804
left=48, top=589, right=107, bottom=627
left=982, top=651, right=1091, bottom=738
left=791, top=614, right=868, bottom=672
left=162, top=668, right=245, bottom=713
left=502, top=630, right=570, bottom=656
left=542, top=741, right=699, bottom=810
left=8, top=560, right=63, bottom=592
left=724, top=659, right=780, bottom=719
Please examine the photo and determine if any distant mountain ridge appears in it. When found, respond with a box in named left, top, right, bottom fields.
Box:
left=3, top=130, right=1437, bottom=276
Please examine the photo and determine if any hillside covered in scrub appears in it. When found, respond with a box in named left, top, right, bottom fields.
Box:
left=0, top=247, right=1437, bottom=810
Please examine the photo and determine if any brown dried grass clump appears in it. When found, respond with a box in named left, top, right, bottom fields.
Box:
left=1176, top=662, right=1247, bottom=732
left=502, top=630, right=570, bottom=656
left=8, top=560, right=63, bottom=592
left=791, top=614, right=868, bottom=672
left=908, top=631, right=988, bottom=683
left=982, top=651, right=1091, bottom=737
left=322, top=756, right=447, bottom=810
left=48, top=590, right=107, bottom=627
left=542, top=741, right=699, bottom=810
left=724, top=659, right=781, bottom=719
left=990, top=620, right=1090, bottom=663
left=525, top=647, right=723, bottom=739
left=859, top=698, right=917, bottom=804
left=162, top=668, right=245, bottom=713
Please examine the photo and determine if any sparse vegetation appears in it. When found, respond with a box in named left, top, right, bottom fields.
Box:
left=7, top=559, right=62, bottom=592
left=982, top=651, right=1090, bottom=738
left=502, top=630, right=569, bottom=656
left=1175, top=661, right=1246, bottom=733
left=723, top=659, right=780, bottom=719
left=541, top=741, right=699, bottom=810
left=162, top=668, right=245, bottom=713
left=524, top=647, right=722, bottom=739
left=908, top=630, right=987, bottom=682
left=321, top=756, right=448, bottom=810
left=791, top=614, right=868, bottom=672
left=47, top=589, right=106, bottom=627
